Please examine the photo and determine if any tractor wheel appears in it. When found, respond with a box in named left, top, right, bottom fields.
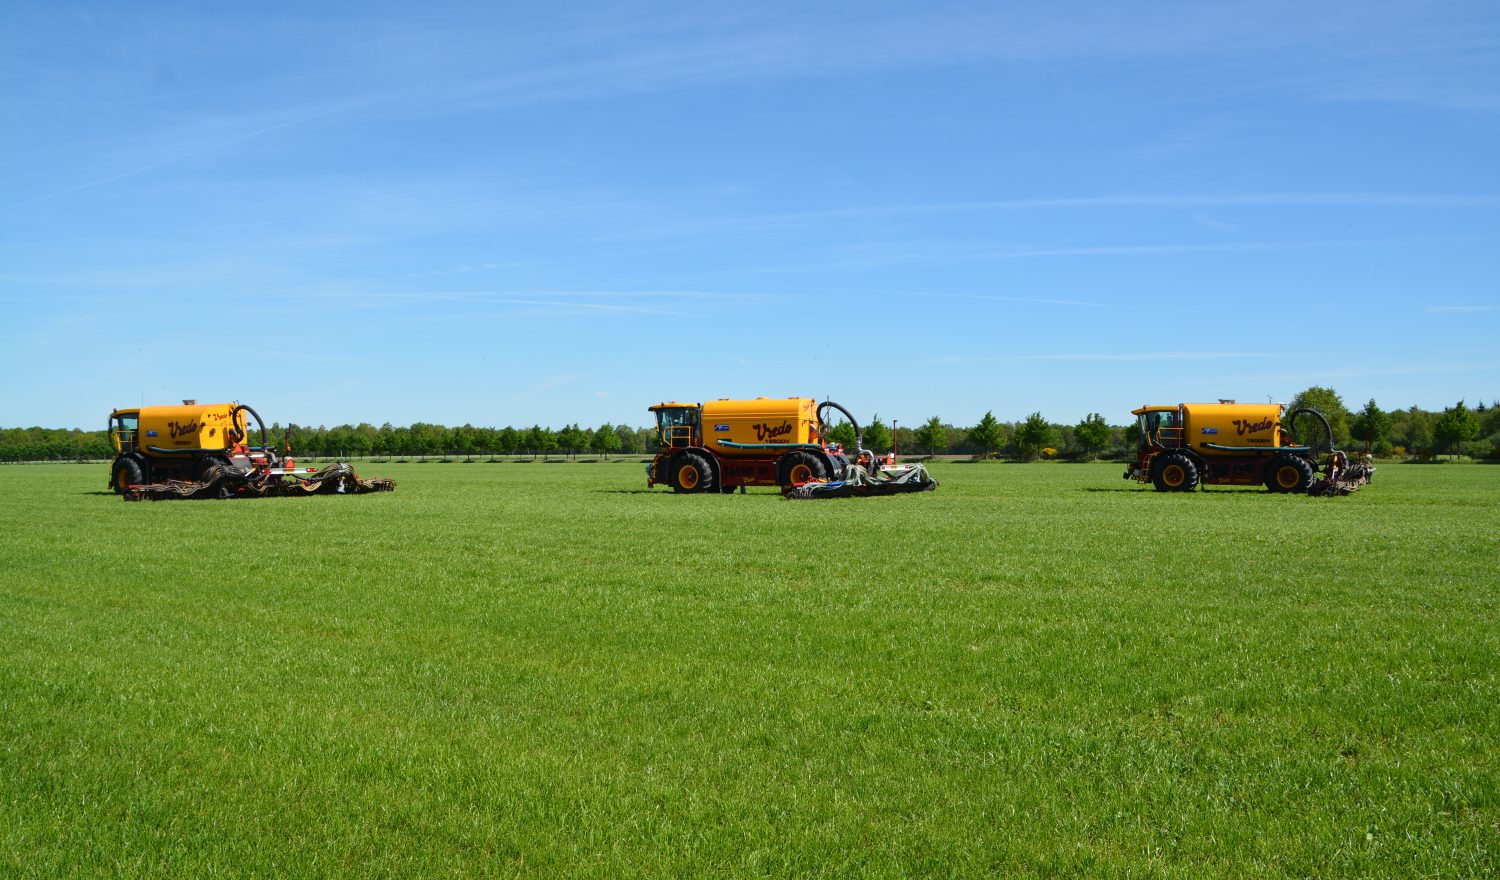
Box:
left=111, top=455, right=147, bottom=495
left=194, top=454, right=232, bottom=482
left=1151, top=452, right=1199, bottom=492
left=195, top=454, right=236, bottom=498
left=671, top=451, right=715, bottom=494
left=1264, top=455, right=1314, bottom=493
left=779, top=450, right=828, bottom=489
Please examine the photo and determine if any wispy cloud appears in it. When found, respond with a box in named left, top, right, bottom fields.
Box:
left=715, top=193, right=1500, bottom=232
left=934, top=351, right=1262, bottom=364
left=1234, top=361, right=1500, bottom=383
left=302, top=287, right=777, bottom=317
left=8, top=98, right=375, bottom=208
left=1425, top=305, right=1497, bottom=313
left=924, top=293, right=1110, bottom=308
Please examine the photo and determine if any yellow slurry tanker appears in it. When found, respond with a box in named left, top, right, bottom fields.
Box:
left=1125, top=400, right=1370, bottom=494
left=646, top=397, right=936, bottom=497
left=108, top=401, right=393, bottom=500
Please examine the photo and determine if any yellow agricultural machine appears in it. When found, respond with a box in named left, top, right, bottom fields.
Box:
left=646, top=397, right=935, bottom=497
left=108, top=401, right=393, bottom=500
left=1126, top=400, right=1371, bottom=495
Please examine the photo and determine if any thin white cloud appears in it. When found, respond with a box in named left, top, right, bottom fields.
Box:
left=1425, top=305, right=1497, bottom=313
left=8, top=98, right=374, bottom=208
left=926, top=293, right=1110, bottom=308
left=934, top=351, right=1263, bottom=364
left=715, top=193, right=1500, bottom=232
left=1233, top=361, right=1500, bottom=383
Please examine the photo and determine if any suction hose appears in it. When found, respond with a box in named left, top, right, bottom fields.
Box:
left=817, top=400, right=875, bottom=468
left=1287, top=407, right=1334, bottom=455
left=230, top=404, right=274, bottom=463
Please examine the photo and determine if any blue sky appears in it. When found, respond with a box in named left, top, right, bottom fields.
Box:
left=4, top=1, right=1498, bottom=431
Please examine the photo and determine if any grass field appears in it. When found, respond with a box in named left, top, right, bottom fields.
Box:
left=1, top=460, right=1495, bottom=878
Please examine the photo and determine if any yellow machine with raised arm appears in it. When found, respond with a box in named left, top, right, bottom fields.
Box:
left=646, top=396, right=938, bottom=498
left=1125, top=400, right=1347, bottom=493
left=107, top=400, right=394, bottom=500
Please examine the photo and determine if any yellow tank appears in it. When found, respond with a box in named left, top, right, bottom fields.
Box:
left=128, top=403, right=245, bottom=456
left=700, top=397, right=819, bottom=456
left=1179, top=402, right=1285, bottom=455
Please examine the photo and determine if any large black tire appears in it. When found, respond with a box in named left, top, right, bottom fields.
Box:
left=671, top=451, right=715, bottom=494
left=779, top=450, right=828, bottom=489
left=194, top=453, right=232, bottom=481
left=1264, top=455, right=1315, bottom=493
left=110, top=455, right=147, bottom=494
left=1151, top=452, right=1199, bottom=492
left=195, top=454, right=237, bottom=498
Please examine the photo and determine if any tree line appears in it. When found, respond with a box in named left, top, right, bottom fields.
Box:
left=3, top=387, right=1497, bottom=463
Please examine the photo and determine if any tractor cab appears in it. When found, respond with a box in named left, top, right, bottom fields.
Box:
left=1133, top=406, right=1181, bottom=449
left=649, top=402, right=701, bottom=449
left=109, top=409, right=140, bottom=454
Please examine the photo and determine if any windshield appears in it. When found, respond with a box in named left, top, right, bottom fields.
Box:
left=112, top=414, right=139, bottom=452
left=658, top=408, right=696, bottom=428
left=1139, top=411, right=1178, bottom=446
left=656, top=407, right=698, bottom=446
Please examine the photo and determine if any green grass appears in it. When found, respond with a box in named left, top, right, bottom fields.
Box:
left=1, top=460, right=1495, bottom=878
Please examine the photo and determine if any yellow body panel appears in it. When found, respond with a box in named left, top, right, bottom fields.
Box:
left=1134, top=402, right=1286, bottom=456
left=702, top=397, right=819, bottom=456
left=652, top=397, right=817, bottom=457
left=122, top=403, right=244, bottom=457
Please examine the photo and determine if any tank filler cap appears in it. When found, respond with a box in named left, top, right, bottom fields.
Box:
left=182, top=399, right=197, bottom=405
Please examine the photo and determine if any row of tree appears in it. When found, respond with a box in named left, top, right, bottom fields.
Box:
left=4, top=388, right=1497, bottom=463
left=1282, top=387, right=1497, bottom=459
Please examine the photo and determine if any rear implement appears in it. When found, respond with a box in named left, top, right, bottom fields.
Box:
left=646, top=397, right=936, bottom=498
left=109, top=400, right=394, bottom=501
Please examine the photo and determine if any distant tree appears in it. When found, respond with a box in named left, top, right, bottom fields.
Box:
left=373, top=423, right=394, bottom=458
left=1014, top=412, right=1056, bottom=461
left=452, top=424, right=477, bottom=460
left=826, top=420, right=857, bottom=450
left=556, top=424, right=588, bottom=458
left=967, top=411, right=1004, bottom=459
left=615, top=424, right=638, bottom=455
left=592, top=423, right=621, bottom=458
left=913, top=416, right=948, bottom=457
left=496, top=426, right=520, bottom=457
left=1400, top=407, right=1434, bottom=458
left=1433, top=400, right=1480, bottom=459
left=1349, top=399, right=1391, bottom=454
left=389, top=426, right=413, bottom=458
left=524, top=425, right=554, bottom=459
left=350, top=423, right=377, bottom=459
left=892, top=424, right=914, bottom=455
left=1482, top=405, right=1500, bottom=442
left=409, top=422, right=445, bottom=460
left=863, top=414, right=892, bottom=454
left=635, top=426, right=658, bottom=454
left=474, top=427, right=499, bottom=457
left=1073, top=412, right=1111, bottom=460
left=1288, top=386, right=1351, bottom=447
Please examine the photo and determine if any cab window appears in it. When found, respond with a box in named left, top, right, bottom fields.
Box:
left=1139, top=411, right=1178, bottom=446
left=112, top=414, right=139, bottom=452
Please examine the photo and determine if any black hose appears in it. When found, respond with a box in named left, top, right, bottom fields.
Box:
left=817, top=400, right=873, bottom=465
left=1287, top=407, right=1334, bottom=455
left=231, top=404, right=274, bottom=463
